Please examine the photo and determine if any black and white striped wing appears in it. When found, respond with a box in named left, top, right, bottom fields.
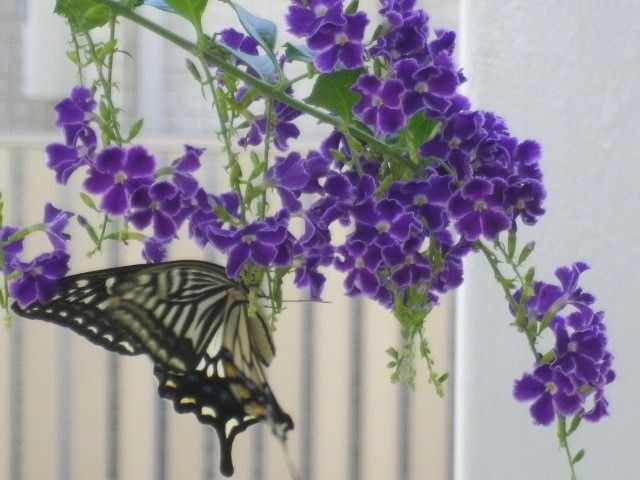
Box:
left=12, top=259, right=293, bottom=477
left=11, top=264, right=147, bottom=356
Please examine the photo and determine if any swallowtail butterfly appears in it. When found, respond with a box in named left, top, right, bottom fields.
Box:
left=12, top=260, right=293, bottom=476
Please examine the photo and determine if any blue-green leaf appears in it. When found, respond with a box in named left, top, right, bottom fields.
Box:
left=306, top=69, right=364, bottom=121
left=226, top=1, right=277, bottom=53
left=284, top=42, right=315, bottom=63
left=219, top=44, right=276, bottom=80
left=142, top=0, right=176, bottom=12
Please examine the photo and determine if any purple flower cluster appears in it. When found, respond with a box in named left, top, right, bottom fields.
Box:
left=44, top=88, right=210, bottom=264
left=2, top=203, right=73, bottom=307
left=513, top=263, right=614, bottom=425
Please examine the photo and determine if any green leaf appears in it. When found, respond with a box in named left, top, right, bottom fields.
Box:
left=306, top=69, right=365, bottom=121
left=567, top=415, right=582, bottom=436
left=344, top=0, right=359, bottom=14
left=226, top=1, right=277, bottom=52
left=572, top=449, right=585, bottom=465
left=284, top=43, right=315, bottom=63
left=404, top=112, right=440, bottom=147
left=507, top=231, right=516, bottom=259
left=105, top=231, right=147, bottom=242
left=437, top=373, right=449, bottom=384
left=55, top=0, right=110, bottom=31
left=386, top=347, right=399, bottom=360
left=219, top=44, right=276, bottom=80
left=164, top=0, right=208, bottom=26
left=540, top=350, right=556, bottom=364
left=80, top=193, right=100, bottom=212
left=185, top=59, right=203, bottom=83
left=518, top=241, right=535, bottom=264
left=127, top=119, right=144, bottom=141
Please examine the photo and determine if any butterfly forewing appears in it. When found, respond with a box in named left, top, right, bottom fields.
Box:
left=13, top=266, right=145, bottom=356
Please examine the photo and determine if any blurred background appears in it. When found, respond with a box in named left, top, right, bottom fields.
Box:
left=1, top=1, right=638, bottom=479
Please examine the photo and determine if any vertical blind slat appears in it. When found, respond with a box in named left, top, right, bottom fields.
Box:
left=9, top=153, right=24, bottom=480
left=349, top=298, right=363, bottom=480
left=300, top=297, right=315, bottom=480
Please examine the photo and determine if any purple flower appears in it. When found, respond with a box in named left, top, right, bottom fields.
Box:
left=420, top=110, right=484, bottom=181
left=335, top=240, right=382, bottom=297
left=129, top=182, right=181, bottom=241
left=83, top=145, right=155, bottom=215
left=447, top=177, right=511, bottom=241
left=526, top=262, right=595, bottom=321
left=381, top=243, right=431, bottom=288
left=286, top=0, right=346, bottom=37
left=394, top=57, right=460, bottom=117
left=307, top=12, right=368, bottom=72
left=9, top=251, right=70, bottom=307
left=43, top=203, right=73, bottom=251
left=171, top=145, right=203, bottom=198
left=351, top=198, right=418, bottom=245
left=370, top=2, right=429, bottom=62
left=0, top=226, right=24, bottom=274
left=47, top=87, right=98, bottom=187
left=209, top=217, right=289, bottom=278
left=387, top=174, right=453, bottom=232
left=554, top=320, right=607, bottom=384
left=239, top=98, right=302, bottom=152
left=513, top=364, right=582, bottom=426
left=143, top=238, right=169, bottom=263
left=293, top=244, right=334, bottom=299
left=265, top=152, right=311, bottom=212
left=353, top=75, right=406, bottom=134
left=504, top=178, right=546, bottom=225
left=54, top=86, right=96, bottom=127
left=220, top=28, right=259, bottom=55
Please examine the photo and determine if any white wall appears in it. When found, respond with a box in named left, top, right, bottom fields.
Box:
left=455, top=2, right=640, bottom=479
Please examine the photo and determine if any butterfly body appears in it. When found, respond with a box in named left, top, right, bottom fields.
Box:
left=12, top=260, right=292, bottom=477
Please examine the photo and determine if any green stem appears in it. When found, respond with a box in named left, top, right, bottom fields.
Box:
left=92, top=0, right=403, bottom=162
left=193, top=21, right=247, bottom=221
left=259, top=98, right=273, bottom=219
left=70, top=31, right=85, bottom=84
left=476, top=241, right=539, bottom=359
left=106, top=15, right=117, bottom=89
left=558, top=416, right=578, bottom=480
left=84, top=30, right=124, bottom=144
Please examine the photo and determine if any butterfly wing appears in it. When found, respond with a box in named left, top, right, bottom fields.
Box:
left=12, top=264, right=145, bottom=356
left=11, top=260, right=293, bottom=477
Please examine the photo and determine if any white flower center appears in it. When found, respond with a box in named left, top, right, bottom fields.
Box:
left=314, top=5, right=328, bottom=17
left=415, top=82, right=429, bottom=93
left=414, top=194, right=428, bottom=206
left=474, top=200, right=486, bottom=211
left=376, top=221, right=390, bottom=233
left=114, top=172, right=126, bottom=183
left=372, top=95, right=383, bottom=107
left=567, top=341, right=578, bottom=353
left=448, top=136, right=462, bottom=149
left=242, top=234, right=257, bottom=244
left=355, top=258, right=365, bottom=269
left=545, top=381, right=558, bottom=394
left=335, top=32, right=349, bottom=45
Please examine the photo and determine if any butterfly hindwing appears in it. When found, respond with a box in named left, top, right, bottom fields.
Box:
left=155, top=349, right=293, bottom=477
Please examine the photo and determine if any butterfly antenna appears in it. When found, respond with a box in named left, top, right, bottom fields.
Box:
left=281, top=439, right=301, bottom=480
